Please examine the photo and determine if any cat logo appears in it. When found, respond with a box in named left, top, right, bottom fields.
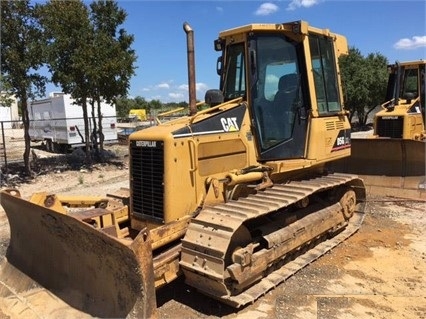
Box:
left=221, top=117, right=239, bottom=132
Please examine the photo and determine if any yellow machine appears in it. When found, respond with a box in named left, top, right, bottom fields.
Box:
left=332, top=60, right=425, bottom=196
left=376, top=60, right=425, bottom=141
left=129, top=108, right=147, bottom=121
left=0, top=21, right=366, bottom=318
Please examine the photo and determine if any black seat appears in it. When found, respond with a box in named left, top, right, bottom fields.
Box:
left=273, top=73, right=298, bottom=111
left=256, top=74, right=300, bottom=147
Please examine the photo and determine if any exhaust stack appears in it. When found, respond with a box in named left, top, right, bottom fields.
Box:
left=183, top=22, right=197, bottom=116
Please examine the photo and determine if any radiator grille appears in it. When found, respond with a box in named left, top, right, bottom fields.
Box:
left=130, top=140, right=164, bottom=222
left=376, top=117, right=403, bottom=138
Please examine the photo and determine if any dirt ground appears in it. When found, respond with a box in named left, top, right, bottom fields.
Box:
left=0, top=144, right=425, bottom=319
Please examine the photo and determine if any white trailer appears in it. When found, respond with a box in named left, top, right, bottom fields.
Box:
left=0, top=93, right=19, bottom=128
left=29, top=93, right=117, bottom=152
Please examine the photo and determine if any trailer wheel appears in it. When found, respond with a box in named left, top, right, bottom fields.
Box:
left=56, top=144, right=67, bottom=153
left=45, top=139, right=53, bottom=152
left=52, top=142, right=60, bottom=153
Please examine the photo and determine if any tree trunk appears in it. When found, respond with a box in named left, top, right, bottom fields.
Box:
left=97, top=97, right=104, bottom=153
left=82, top=98, right=92, bottom=165
left=21, top=97, right=32, bottom=176
left=90, top=99, right=99, bottom=161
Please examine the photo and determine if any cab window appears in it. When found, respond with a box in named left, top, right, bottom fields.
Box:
left=309, top=35, right=341, bottom=114
left=402, top=68, right=419, bottom=98
left=223, top=43, right=246, bottom=100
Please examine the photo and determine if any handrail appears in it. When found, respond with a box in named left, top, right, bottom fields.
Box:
left=189, top=97, right=243, bottom=125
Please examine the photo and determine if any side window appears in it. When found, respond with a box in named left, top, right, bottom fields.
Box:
left=309, top=35, right=341, bottom=114
left=223, top=43, right=246, bottom=100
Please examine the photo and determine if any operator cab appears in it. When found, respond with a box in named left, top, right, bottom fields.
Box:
left=213, top=23, right=344, bottom=162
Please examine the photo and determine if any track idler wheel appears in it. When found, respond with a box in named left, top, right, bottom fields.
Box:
left=339, top=187, right=356, bottom=220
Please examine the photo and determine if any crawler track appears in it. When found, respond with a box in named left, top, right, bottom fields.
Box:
left=180, top=173, right=366, bottom=307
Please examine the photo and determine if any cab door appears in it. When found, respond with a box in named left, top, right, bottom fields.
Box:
left=249, top=35, right=309, bottom=161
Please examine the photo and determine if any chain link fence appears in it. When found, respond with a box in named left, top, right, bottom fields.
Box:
left=0, top=116, right=128, bottom=173
left=0, top=121, right=26, bottom=171
left=0, top=114, right=163, bottom=178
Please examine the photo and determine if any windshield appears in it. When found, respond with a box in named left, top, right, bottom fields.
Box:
left=401, top=68, right=419, bottom=98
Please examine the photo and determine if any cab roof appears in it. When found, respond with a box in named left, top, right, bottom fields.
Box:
left=219, top=21, right=337, bottom=39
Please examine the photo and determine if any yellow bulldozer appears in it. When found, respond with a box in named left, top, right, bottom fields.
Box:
left=378, top=60, right=425, bottom=142
left=0, top=21, right=366, bottom=318
left=331, top=60, right=425, bottom=197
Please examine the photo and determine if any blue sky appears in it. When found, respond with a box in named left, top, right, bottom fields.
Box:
left=46, top=1, right=426, bottom=103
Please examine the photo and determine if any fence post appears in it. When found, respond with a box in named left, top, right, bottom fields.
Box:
left=1, top=121, right=7, bottom=172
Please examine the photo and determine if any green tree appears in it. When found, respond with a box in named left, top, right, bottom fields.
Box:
left=88, top=0, right=136, bottom=154
left=39, top=0, right=136, bottom=161
left=39, top=0, right=94, bottom=163
left=1, top=0, right=47, bottom=175
left=339, top=47, right=389, bottom=127
left=134, top=96, right=148, bottom=109
left=114, top=96, right=150, bottom=121
left=0, top=81, right=15, bottom=108
left=115, top=96, right=133, bottom=119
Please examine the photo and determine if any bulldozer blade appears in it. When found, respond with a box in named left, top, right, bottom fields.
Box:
left=0, top=190, right=157, bottom=319
left=334, top=138, right=425, bottom=176
left=329, top=138, right=425, bottom=198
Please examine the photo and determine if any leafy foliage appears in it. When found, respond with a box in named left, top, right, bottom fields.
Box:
left=38, top=0, right=136, bottom=161
left=339, top=47, right=389, bottom=127
left=114, top=96, right=151, bottom=119
left=89, top=0, right=136, bottom=102
left=1, top=0, right=47, bottom=175
left=88, top=0, right=136, bottom=153
left=38, top=0, right=94, bottom=162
